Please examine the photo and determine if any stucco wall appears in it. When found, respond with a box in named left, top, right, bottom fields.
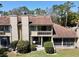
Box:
left=10, top=16, right=18, bottom=41
left=21, top=16, right=29, bottom=41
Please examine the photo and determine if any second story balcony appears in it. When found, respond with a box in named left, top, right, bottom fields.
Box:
left=30, top=25, right=53, bottom=36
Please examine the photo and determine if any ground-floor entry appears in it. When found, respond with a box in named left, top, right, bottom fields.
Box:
left=53, top=38, right=76, bottom=48
left=32, top=37, right=51, bottom=47
left=0, top=36, right=10, bottom=47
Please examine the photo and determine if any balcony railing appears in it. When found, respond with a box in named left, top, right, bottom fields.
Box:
left=37, top=31, right=52, bottom=35
left=31, top=31, right=52, bottom=36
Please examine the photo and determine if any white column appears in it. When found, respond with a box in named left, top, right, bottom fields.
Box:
left=21, top=16, right=29, bottom=41
left=30, top=36, right=32, bottom=46
left=41, top=37, right=43, bottom=47
left=51, top=36, right=55, bottom=48
left=74, top=38, right=77, bottom=47
left=10, top=16, right=18, bottom=41
left=62, top=38, right=63, bottom=48
left=0, top=39, right=1, bottom=47
left=76, top=28, right=79, bottom=48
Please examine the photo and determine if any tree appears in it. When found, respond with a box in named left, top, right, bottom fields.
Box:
left=34, top=8, right=46, bottom=15
left=19, top=6, right=29, bottom=15
left=8, top=6, right=30, bottom=15
left=51, top=1, right=74, bottom=27
left=0, top=3, right=3, bottom=14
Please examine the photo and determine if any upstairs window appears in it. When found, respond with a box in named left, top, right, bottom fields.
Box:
left=0, top=26, right=4, bottom=31
left=4, top=26, right=10, bottom=32
left=38, top=26, right=51, bottom=31
left=0, top=26, right=10, bottom=32
left=30, top=26, right=36, bottom=31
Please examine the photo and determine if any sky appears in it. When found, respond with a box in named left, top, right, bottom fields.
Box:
left=0, top=1, right=79, bottom=12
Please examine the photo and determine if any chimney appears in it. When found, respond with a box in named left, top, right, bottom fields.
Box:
left=10, top=16, right=18, bottom=41
left=21, top=16, right=29, bottom=41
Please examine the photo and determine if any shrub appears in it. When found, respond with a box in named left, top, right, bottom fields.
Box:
left=17, top=40, right=31, bottom=53
left=0, top=48, right=8, bottom=57
left=10, top=40, right=18, bottom=51
left=44, top=42, right=54, bottom=54
left=31, top=44, right=37, bottom=51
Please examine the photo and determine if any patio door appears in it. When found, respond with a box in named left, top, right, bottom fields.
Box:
left=32, top=37, right=41, bottom=47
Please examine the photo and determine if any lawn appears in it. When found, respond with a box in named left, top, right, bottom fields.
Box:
left=8, top=49, right=79, bottom=57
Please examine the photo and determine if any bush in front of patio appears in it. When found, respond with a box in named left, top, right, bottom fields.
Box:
left=17, top=40, right=31, bottom=53
left=10, top=40, right=18, bottom=51
left=0, top=48, right=8, bottom=57
left=31, top=44, right=37, bottom=51
left=44, top=42, right=54, bottom=54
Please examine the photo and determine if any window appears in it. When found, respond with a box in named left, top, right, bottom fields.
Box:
left=0, top=26, right=10, bottom=32
left=53, top=38, right=62, bottom=45
left=4, top=26, right=10, bottom=32
left=0, top=26, right=4, bottom=31
left=63, top=38, right=75, bottom=46
left=38, top=26, right=51, bottom=31
left=30, top=26, right=36, bottom=31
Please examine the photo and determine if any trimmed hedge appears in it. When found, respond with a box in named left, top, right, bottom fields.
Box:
left=44, top=42, right=54, bottom=54
left=10, top=40, right=18, bottom=51
left=31, top=44, right=37, bottom=51
left=17, top=40, right=31, bottom=53
left=0, top=48, right=8, bottom=57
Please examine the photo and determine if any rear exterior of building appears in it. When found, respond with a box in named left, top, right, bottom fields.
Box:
left=0, top=15, right=78, bottom=49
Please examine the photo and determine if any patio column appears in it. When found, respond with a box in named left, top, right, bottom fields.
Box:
left=0, top=39, right=1, bottom=48
left=62, top=38, right=63, bottom=48
left=41, top=37, right=43, bottom=47
left=74, top=38, right=77, bottom=47
left=30, top=36, right=32, bottom=46
left=51, top=36, right=55, bottom=48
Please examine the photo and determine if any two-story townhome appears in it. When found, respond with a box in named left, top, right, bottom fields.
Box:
left=0, top=15, right=78, bottom=49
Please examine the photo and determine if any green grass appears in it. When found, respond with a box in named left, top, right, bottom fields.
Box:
left=8, top=49, right=79, bottom=57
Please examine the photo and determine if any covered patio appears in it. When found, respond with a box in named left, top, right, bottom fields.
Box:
left=31, top=36, right=52, bottom=47
left=53, top=38, right=77, bottom=48
left=53, top=23, right=77, bottom=48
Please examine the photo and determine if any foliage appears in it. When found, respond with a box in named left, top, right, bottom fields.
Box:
left=51, top=1, right=77, bottom=27
left=0, top=48, right=8, bottom=57
left=10, top=40, right=18, bottom=51
left=17, top=40, right=31, bottom=53
left=44, top=42, right=54, bottom=54
left=31, top=44, right=37, bottom=51
left=34, top=8, right=46, bottom=15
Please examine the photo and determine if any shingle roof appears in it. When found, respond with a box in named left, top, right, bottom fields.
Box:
left=0, top=16, right=10, bottom=25
left=53, top=23, right=77, bottom=38
left=29, top=16, right=53, bottom=25
left=0, top=15, right=77, bottom=38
